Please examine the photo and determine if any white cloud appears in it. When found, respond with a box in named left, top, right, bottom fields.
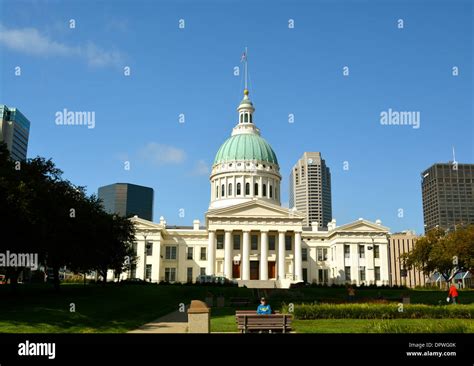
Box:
left=0, top=24, right=123, bottom=67
left=137, top=143, right=186, bottom=166
left=192, top=160, right=210, bottom=176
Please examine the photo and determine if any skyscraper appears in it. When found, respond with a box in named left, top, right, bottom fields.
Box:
left=421, top=163, right=474, bottom=232
left=98, top=183, right=154, bottom=221
left=289, top=152, right=332, bottom=228
left=0, top=105, right=30, bottom=161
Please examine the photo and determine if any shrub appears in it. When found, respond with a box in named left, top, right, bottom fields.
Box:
left=284, top=303, right=474, bottom=320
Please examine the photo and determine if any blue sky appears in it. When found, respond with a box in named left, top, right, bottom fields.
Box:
left=0, top=0, right=472, bottom=234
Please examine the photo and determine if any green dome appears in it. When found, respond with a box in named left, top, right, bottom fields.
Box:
left=214, top=134, right=278, bottom=165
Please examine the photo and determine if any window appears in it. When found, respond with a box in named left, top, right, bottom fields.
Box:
left=344, top=245, right=350, bottom=259
left=237, top=183, right=241, bottom=195
left=302, top=248, right=308, bottom=261
left=249, top=114, right=253, bottom=123
left=200, top=247, right=206, bottom=260
left=318, top=269, right=328, bottom=284
left=240, top=113, right=243, bottom=123
left=145, top=264, right=152, bottom=280
left=317, top=247, right=328, bottom=261
left=254, top=183, right=259, bottom=195
left=165, top=267, right=176, bottom=282
left=216, top=185, right=219, bottom=198
left=263, top=184, right=267, bottom=197
left=130, top=264, right=136, bottom=278
left=269, top=235, right=276, bottom=251
left=187, top=247, right=193, bottom=260
left=165, top=246, right=177, bottom=260
left=221, top=184, right=225, bottom=197
left=359, top=245, right=365, bottom=259
left=233, top=234, right=241, bottom=250
left=244, top=113, right=248, bottom=122
left=251, top=235, right=258, bottom=250
left=146, top=242, right=153, bottom=256
left=359, top=266, right=366, bottom=281
left=345, top=266, right=351, bottom=281
left=216, top=234, right=224, bottom=250
left=187, top=267, right=193, bottom=283
left=374, top=245, right=380, bottom=259
left=228, top=183, right=232, bottom=196
left=375, top=266, right=381, bottom=281
left=200, top=267, right=206, bottom=276
left=285, top=236, right=292, bottom=251
left=245, top=183, right=250, bottom=195
left=269, top=185, right=273, bottom=198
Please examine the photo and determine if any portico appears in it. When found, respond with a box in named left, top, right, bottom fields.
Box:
left=206, top=199, right=305, bottom=284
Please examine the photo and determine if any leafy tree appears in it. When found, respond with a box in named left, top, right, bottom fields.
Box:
left=404, top=225, right=474, bottom=283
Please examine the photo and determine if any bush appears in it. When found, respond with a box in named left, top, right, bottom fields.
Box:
left=284, top=303, right=474, bottom=320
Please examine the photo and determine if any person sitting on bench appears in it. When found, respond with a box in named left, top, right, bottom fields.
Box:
left=256, top=297, right=272, bottom=314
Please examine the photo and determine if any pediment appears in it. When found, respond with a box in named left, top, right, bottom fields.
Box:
left=130, top=216, right=164, bottom=231
left=336, top=219, right=389, bottom=233
left=206, top=199, right=305, bottom=219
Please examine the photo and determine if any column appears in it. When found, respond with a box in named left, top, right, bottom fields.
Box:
left=294, top=231, right=302, bottom=281
left=242, top=230, right=250, bottom=280
left=207, top=230, right=216, bottom=275
left=260, top=231, right=269, bottom=280
left=224, top=230, right=232, bottom=279
left=278, top=231, right=286, bottom=280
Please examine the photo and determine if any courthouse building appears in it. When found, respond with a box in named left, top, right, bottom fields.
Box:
left=125, top=88, right=390, bottom=288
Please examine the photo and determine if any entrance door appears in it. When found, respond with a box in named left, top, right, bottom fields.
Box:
left=303, top=268, right=308, bottom=283
left=232, top=263, right=240, bottom=279
left=250, top=261, right=259, bottom=280
left=268, top=262, right=276, bottom=279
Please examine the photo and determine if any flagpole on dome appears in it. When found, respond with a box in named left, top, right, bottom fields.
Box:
left=241, top=47, right=248, bottom=95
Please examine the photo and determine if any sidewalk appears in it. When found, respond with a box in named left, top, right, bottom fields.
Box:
left=128, top=309, right=188, bottom=333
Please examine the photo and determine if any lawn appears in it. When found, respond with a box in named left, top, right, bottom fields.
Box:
left=211, top=308, right=474, bottom=333
left=1, top=283, right=473, bottom=333
left=0, top=283, right=252, bottom=333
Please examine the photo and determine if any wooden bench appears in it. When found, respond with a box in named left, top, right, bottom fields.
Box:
left=235, top=313, right=292, bottom=333
left=230, top=297, right=251, bottom=307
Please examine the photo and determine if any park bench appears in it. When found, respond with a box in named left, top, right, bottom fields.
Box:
left=235, top=313, right=292, bottom=333
left=230, top=297, right=251, bottom=307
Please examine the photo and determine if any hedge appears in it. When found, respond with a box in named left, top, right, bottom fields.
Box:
left=284, top=303, right=474, bottom=319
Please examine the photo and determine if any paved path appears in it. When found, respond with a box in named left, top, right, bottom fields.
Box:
left=128, top=309, right=188, bottom=333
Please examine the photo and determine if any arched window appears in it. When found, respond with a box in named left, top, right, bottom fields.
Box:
left=254, top=183, right=259, bottom=196
left=245, top=182, right=250, bottom=195
left=216, top=185, right=219, bottom=198
left=240, top=113, right=243, bottom=123
left=249, top=114, right=253, bottom=123
left=269, top=185, right=273, bottom=198
left=228, top=183, right=232, bottom=196
left=263, top=184, right=267, bottom=197
left=244, top=113, right=248, bottom=123
left=221, top=184, right=225, bottom=197
left=237, top=183, right=241, bottom=195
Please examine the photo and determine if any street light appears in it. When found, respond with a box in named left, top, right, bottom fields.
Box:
left=142, top=230, right=150, bottom=281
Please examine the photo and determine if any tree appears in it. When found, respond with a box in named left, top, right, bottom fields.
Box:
left=404, top=225, right=474, bottom=283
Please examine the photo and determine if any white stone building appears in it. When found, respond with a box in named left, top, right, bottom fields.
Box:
left=124, top=88, right=390, bottom=288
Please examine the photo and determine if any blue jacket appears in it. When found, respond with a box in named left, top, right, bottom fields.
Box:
left=257, top=304, right=272, bottom=314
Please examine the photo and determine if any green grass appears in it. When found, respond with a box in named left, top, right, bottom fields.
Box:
left=210, top=311, right=474, bottom=333
left=2, top=284, right=473, bottom=333
left=0, top=284, right=253, bottom=333
left=293, top=319, right=474, bottom=333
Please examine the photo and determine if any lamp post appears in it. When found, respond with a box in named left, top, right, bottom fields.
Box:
left=367, top=235, right=376, bottom=285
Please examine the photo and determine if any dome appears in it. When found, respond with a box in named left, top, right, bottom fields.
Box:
left=214, top=133, right=278, bottom=165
